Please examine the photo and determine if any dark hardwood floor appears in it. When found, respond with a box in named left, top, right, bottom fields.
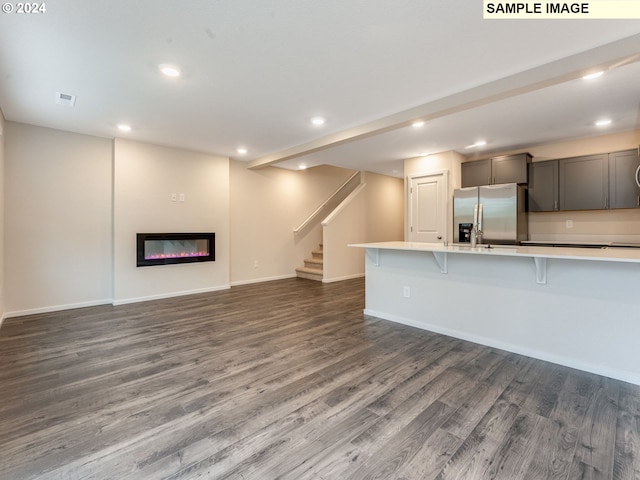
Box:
left=1, top=277, right=639, bottom=479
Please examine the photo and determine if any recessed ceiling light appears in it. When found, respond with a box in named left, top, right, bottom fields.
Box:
left=236, top=147, right=248, bottom=155
left=583, top=71, right=604, bottom=80
left=465, top=140, right=487, bottom=149
left=412, top=121, right=425, bottom=128
left=159, top=64, right=181, bottom=77
left=419, top=152, right=430, bottom=157
left=595, top=119, right=612, bottom=127
left=310, top=117, right=326, bottom=126
left=299, top=164, right=307, bottom=170
left=117, top=124, right=132, bottom=132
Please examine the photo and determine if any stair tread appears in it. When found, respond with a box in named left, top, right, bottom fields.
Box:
left=304, top=257, right=323, bottom=265
left=296, top=242, right=324, bottom=281
left=296, top=266, right=323, bottom=274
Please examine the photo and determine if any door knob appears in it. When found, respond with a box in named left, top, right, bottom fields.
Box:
left=437, top=235, right=442, bottom=240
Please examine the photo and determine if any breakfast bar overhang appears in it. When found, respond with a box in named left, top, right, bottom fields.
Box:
left=350, top=241, right=640, bottom=386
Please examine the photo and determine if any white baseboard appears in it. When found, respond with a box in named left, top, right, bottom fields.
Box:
left=364, top=308, right=640, bottom=387
left=5, top=299, right=113, bottom=319
left=230, top=273, right=296, bottom=287
left=322, top=273, right=365, bottom=283
left=113, top=285, right=231, bottom=306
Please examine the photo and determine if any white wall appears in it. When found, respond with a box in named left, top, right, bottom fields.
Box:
left=113, top=139, right=230, bottom=304
left=5, top=123, right=113, bottom=315
left=363, top=247, right=640, bottom=385
left=0, top=110, right=5, bottom=323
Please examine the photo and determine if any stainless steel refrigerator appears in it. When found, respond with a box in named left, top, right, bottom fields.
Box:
left=453, top=183, right=528, bottom=245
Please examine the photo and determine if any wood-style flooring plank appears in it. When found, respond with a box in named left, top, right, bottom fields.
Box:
left=1, top=277, right=639, bottom=480
left=614, top=382, right=640, bottom=480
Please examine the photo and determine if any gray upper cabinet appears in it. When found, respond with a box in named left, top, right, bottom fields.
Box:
left=608, top=149, right=640, bottom=209
left=492, top=153, right=531, bottom=185
left=528, top=160, right=558, bottom=212
left=558, top=154, right=608, bottom=211
left=461, top=153, right=531, bottom=187
left=461, top=159, right=491, bottom=187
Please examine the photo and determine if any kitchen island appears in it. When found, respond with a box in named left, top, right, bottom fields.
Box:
left=350, top=241, right=640, bottom=385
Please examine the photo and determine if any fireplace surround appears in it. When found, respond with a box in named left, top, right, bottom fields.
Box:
left=137, top=233, right=215, bottom=267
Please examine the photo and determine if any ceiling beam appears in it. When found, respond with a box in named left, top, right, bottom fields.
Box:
left=248, top=33, right=640, bottom=170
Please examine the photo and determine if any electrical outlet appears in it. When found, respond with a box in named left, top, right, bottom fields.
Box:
left=254, top=260, right=259, bottom=269
left=566, top=220, right=573, bottom=229
left=403, top=286, right=410, bottom=298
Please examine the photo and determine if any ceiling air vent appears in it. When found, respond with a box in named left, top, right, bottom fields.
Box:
left=55, top=92, right=76, bottom=107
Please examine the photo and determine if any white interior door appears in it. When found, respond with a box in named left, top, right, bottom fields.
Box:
left=409, top=172, right=447, bottom=243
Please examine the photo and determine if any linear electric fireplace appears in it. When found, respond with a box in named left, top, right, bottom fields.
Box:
left=137, top=233, right=215, bottom=267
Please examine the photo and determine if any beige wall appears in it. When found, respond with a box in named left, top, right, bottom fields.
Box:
left=450, top=129, right=640, bottom=243
left=5, top=123, right=113, bottom=314
left=404, top=150, right=465, bottom=242
left=480, top=129, right=640, bottom=162
left=1, top=123, right=403, bottom=314
left=362, top=171, right=405, bottom=242
left=322, top=172, right=404, bottom=282
left=527, top=129, right=640, bottom=242
left=0, top=110, right=5, bottom=322
left=323, top=186, right=368, bottom=282
left=229, top=161, right=355, bottom=284
left=113, top=139, right=230, bottom=303
left=404, top=135, right=640, bottom=245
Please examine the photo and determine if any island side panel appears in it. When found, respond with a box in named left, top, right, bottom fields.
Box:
left=363, top=247, right=640, bottom=385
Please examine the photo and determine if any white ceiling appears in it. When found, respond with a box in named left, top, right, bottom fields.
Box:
left=1, top=1, right=640, bottom=178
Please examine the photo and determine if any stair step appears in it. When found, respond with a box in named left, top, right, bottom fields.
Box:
left=296, top=242, right=324, bottom=281
left=295, top=266, right=323, bottom=282
left=304, top=257, right=323, bottom=268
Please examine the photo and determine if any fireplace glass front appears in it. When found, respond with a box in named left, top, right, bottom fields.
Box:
left=137, top=233, right=215, bottom=267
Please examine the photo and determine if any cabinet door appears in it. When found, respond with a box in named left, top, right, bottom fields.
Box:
left=461, top=159, right=491, bottom=187
left=609, top=149, right=640, bottom=209
left=559, top=154, right=608, bottom=211
left=528, top=160, right=558, bottom=212
left=492, top=153, right=530, bottom=184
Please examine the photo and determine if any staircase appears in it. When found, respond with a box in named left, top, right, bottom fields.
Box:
left=295, top=244, right=323, bottom=281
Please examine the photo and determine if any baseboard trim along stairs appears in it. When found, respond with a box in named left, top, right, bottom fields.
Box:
left=296, top=243, right=323, bottom=281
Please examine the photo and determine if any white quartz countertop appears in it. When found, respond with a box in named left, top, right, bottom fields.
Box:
left=349, top=241, right=640, bottom=264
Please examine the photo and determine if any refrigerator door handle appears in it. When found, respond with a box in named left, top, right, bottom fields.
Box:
left=478, top=203, right=483, bottom=233
left=473, top=203, right=479, bottom=229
